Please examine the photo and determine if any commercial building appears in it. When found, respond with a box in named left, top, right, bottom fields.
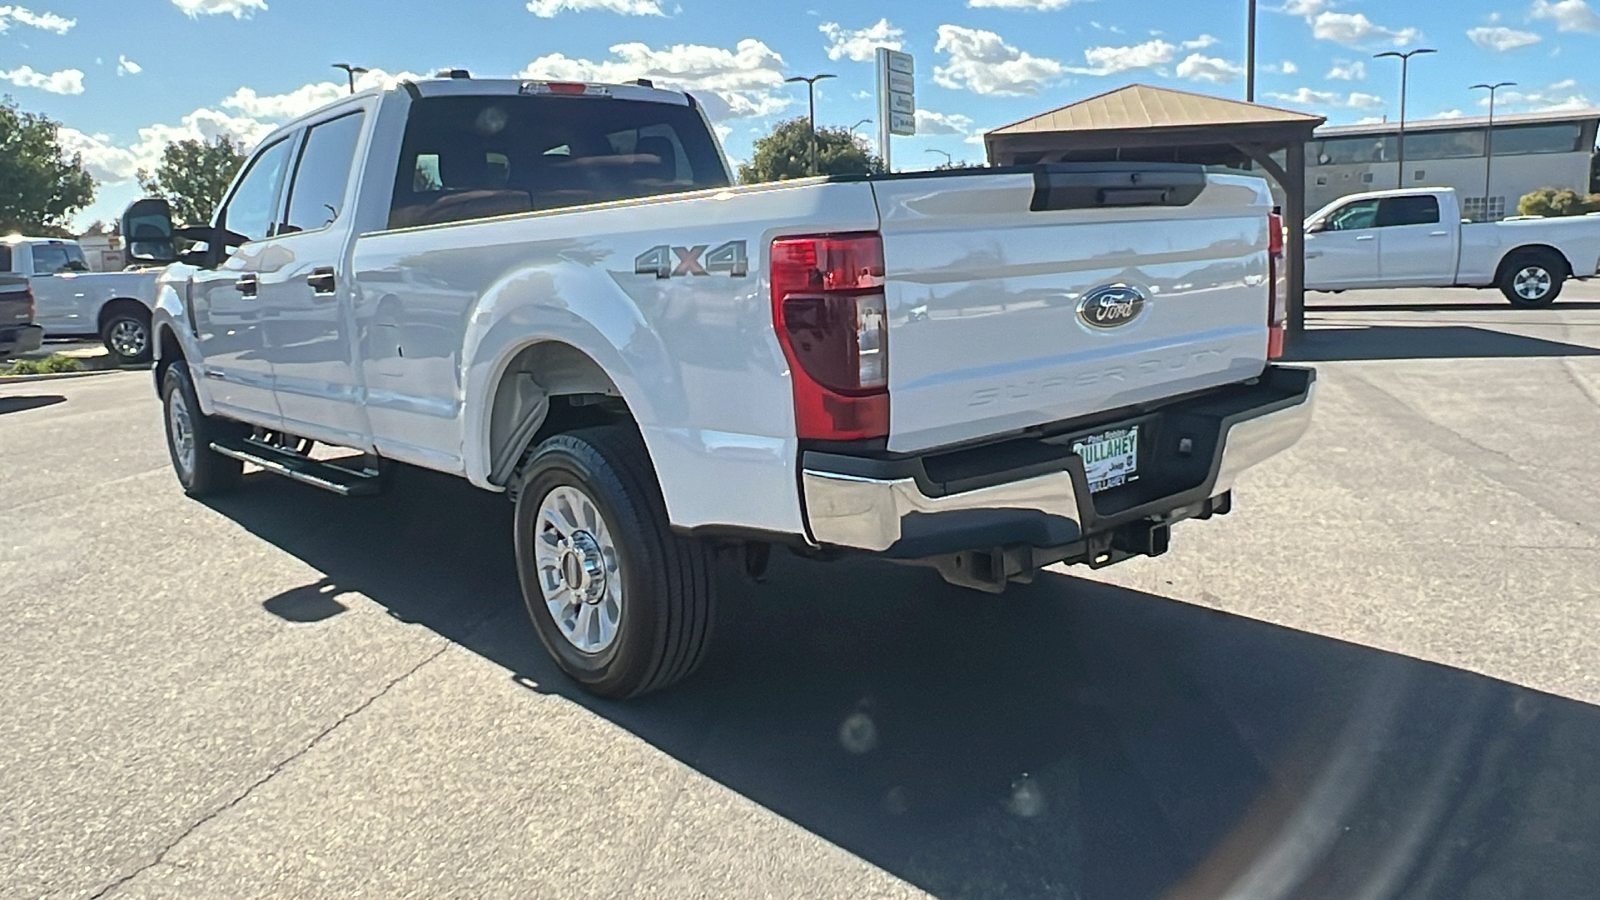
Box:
left=1308, top=109, right=1600, bottom=221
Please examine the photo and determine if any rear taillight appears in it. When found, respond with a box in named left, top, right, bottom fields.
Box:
left=23, top=285, right=34, bottom=321
left=771, top=233, right=889, bottom=440
left=1267, top=212, right=1287, bottom=360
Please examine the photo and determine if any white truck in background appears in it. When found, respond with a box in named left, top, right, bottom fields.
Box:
left=1303, top=187, right=1600, bottom=305
left=129, top=75, right=1315, bottom=698
left=0, top=236, right=159, bottom=363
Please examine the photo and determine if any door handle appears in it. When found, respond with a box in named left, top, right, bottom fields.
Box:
left=235, top=273, right=259, bottom=298
left=307, top=267, right=337, bottom=296
left=1355, top=235, right=1375, bottom=241
left=1429, top=231, right=1450, bottom=237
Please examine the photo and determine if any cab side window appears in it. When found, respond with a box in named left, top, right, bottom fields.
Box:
left=1377, top=195, right=1441, bottom=228
left=281, top=112, right=366, bottom=234
left=0, top=245, right=12, bottom=273
left=1326, top=200, right=1380, bottom=232
left=220, top=137, right=296, bottom=244
left=30, top=245, right=73, bottom=275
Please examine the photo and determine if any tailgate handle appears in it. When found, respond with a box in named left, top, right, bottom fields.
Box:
left=1031, top=163, right=1207, bottom=212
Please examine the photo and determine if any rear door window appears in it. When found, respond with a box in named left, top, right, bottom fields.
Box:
left=388, top=95, right=731, bottom=229
left=282, top=112, right=366, bottom=234
left=1377, top=195, right=1441, bottom=228
left=0, top=245, right=11, bottom=272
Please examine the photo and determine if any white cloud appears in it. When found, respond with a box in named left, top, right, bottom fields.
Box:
left=1436, top=108, right=1465, bottom=118
left=914, top=109, right=975, bottom=135
left=117, top=55, right=142, bottom=76
left=1530, top=0, right=1600, bottom=31
left=1327, top=60, right=1365, bottom=80
left=1467, top=25, right=1542, bottom=50
left=1176, top=53, right=1243, bottom=83
left=1280, top=59, right=1299, bottom=74
left=526, top=0, right=662, bottom=16
left=966, top=0, right=1081, bottom=8
left=819, top=19, right=902, bottom=62
left=0, top=5, right=73, bottom=32
left=0, top=65, right=83, bottom=94
left=933, top=24, right=1063, bottom=95
left=1270, top=86, right=1385, bottom=108
left=1311, top=12, right=1420, bottom=46
left=521, top=40, right=791, bottom=119
left=171, top=0, right=267, bottom=17
left=1182, top=34, right=1219, bottom=49
left=222, top=68, right=422, bottom=120
left=1067, top=38, right=1177, bottom=75
left=59, top=108, right=275, bottom=184
left=1277, top=0, right=1328, bottom=15
left=1487, top=80, right=1595, bottom=111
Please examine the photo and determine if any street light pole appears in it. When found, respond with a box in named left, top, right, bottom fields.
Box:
left=333, top=62, right=368, bottom=94
left=1373, top=48, right=1436, bottom=190
left=848, top=118, right=873, bottom=134
left=925, top=148, right=953, bottom=168
left=1471, top=81, right=1516, bottom=222
left=785, top=73, right=836, bottom=176
left=1247, top=0, right=1257, bottom=103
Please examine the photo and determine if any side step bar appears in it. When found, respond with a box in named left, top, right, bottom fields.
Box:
left=209, top=438, right=386, bottom=497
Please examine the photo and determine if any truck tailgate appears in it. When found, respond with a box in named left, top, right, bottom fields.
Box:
left=872, top=166, right=1274, bottom=454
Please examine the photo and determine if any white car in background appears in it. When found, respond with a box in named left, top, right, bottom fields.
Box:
left=0, top=236, right=160, bottom=363
left=1303, top=187, right=1600, bottom=306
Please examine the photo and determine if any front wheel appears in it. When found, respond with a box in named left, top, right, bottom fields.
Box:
left=161, top=364, right=243, bottom=497
left=1500, top=252, right=1566, bottom=307
left=511, top=425, right=716, bottom=698
left=102, top=307, right=153, bottom=365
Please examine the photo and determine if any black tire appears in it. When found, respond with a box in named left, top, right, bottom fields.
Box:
left=161, top=363, right=244, bottom=497
left=511, top=424, right=716, bottom=698
left=1499, top=251, right=1566, bottom=307
left=102, top=306, right=154, bottom=365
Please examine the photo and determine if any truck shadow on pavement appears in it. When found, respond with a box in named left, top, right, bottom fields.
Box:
left=1285, top=325, right=1600, bottom=362
left=213, top=467, right=1600, bottom=900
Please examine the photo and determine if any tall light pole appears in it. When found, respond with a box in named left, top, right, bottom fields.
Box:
left=848, top=118, right=873, bottom=134
left=1247, top=0, right=1257, bottom=103
left=925, top=148, right=953, bottom=168
left=333, top=63, right=368, bottom=94
left=1472, top=81, right=1516, bottom=222
left=1373, top=48, right=1436, bottom=189
left=785, top=73, right=836, bottom=176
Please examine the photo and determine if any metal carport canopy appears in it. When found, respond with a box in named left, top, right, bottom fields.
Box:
left=984, top=83, right=1327, bottom=344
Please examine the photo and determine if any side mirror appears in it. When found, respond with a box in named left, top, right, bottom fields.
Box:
left=122, top=197, right=178, bottom=265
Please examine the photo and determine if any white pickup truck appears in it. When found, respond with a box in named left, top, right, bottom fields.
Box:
left=0, top=236, right=160, bottom=362
left=1303, top=187, right=1600, bottom=306
left=129, top=75, right=1315, bottom=697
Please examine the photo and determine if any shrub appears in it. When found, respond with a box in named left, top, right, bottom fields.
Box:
left=4, top=354, right=84, bottom=375
left=1517, top=188, right=1600, bottom=217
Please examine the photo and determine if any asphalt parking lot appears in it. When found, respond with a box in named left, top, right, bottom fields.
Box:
left=3, top=286, right=1600, bottom=899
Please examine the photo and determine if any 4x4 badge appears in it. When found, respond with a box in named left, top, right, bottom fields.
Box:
left=635, top=241, right=748, bottom=279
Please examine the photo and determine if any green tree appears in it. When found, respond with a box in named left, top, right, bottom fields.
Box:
left=0, top=96, right=96, bottom=234
left=137, top=136, right=247, bottom=227
left=737, top=118, right=884, bottom=183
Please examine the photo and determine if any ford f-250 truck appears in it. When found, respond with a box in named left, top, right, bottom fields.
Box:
left=0, top=273, right=44, bottom=358
left=1303, top=187, right=1600, bottom=306
left=1, top=236, right=160, bottom=363
left=127, top=74, right=1315, bottom=698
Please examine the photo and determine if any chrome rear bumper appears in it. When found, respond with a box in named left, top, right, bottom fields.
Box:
left=801, top=365, right=1316, bottom=556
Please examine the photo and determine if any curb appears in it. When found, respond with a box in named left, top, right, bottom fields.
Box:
left=0, top=369, right=129, bottom=385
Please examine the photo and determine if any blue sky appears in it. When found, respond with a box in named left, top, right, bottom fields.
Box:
left=1, top=0, right=1596, bottom=227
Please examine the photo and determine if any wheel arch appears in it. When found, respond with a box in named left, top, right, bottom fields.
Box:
left=1496, top=243, right=1573, bottom=283
left=97, top=296, right=153, bottom=332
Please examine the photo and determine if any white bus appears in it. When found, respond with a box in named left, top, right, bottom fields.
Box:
left=1308, top=109, right=1600, bottom=222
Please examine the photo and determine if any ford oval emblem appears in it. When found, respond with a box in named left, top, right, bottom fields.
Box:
left=1077, top=284, right=1147, bottom=330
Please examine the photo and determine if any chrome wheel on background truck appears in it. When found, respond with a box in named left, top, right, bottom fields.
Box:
left=1500, top=251, right=1565, bottom=307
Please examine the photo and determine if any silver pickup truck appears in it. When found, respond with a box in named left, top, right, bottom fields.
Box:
left=129, top=74, right=1315, bottom=697
left=0, top=274, right=44, bottom=358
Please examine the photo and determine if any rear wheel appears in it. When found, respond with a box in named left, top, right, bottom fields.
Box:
left=102, top=306, right=153, bottom=365
left=511, top=424, right=716, bottom=698
left=161, top=364, right=243, bottom=497
left=1500, top=252, right=1565, bottom=307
